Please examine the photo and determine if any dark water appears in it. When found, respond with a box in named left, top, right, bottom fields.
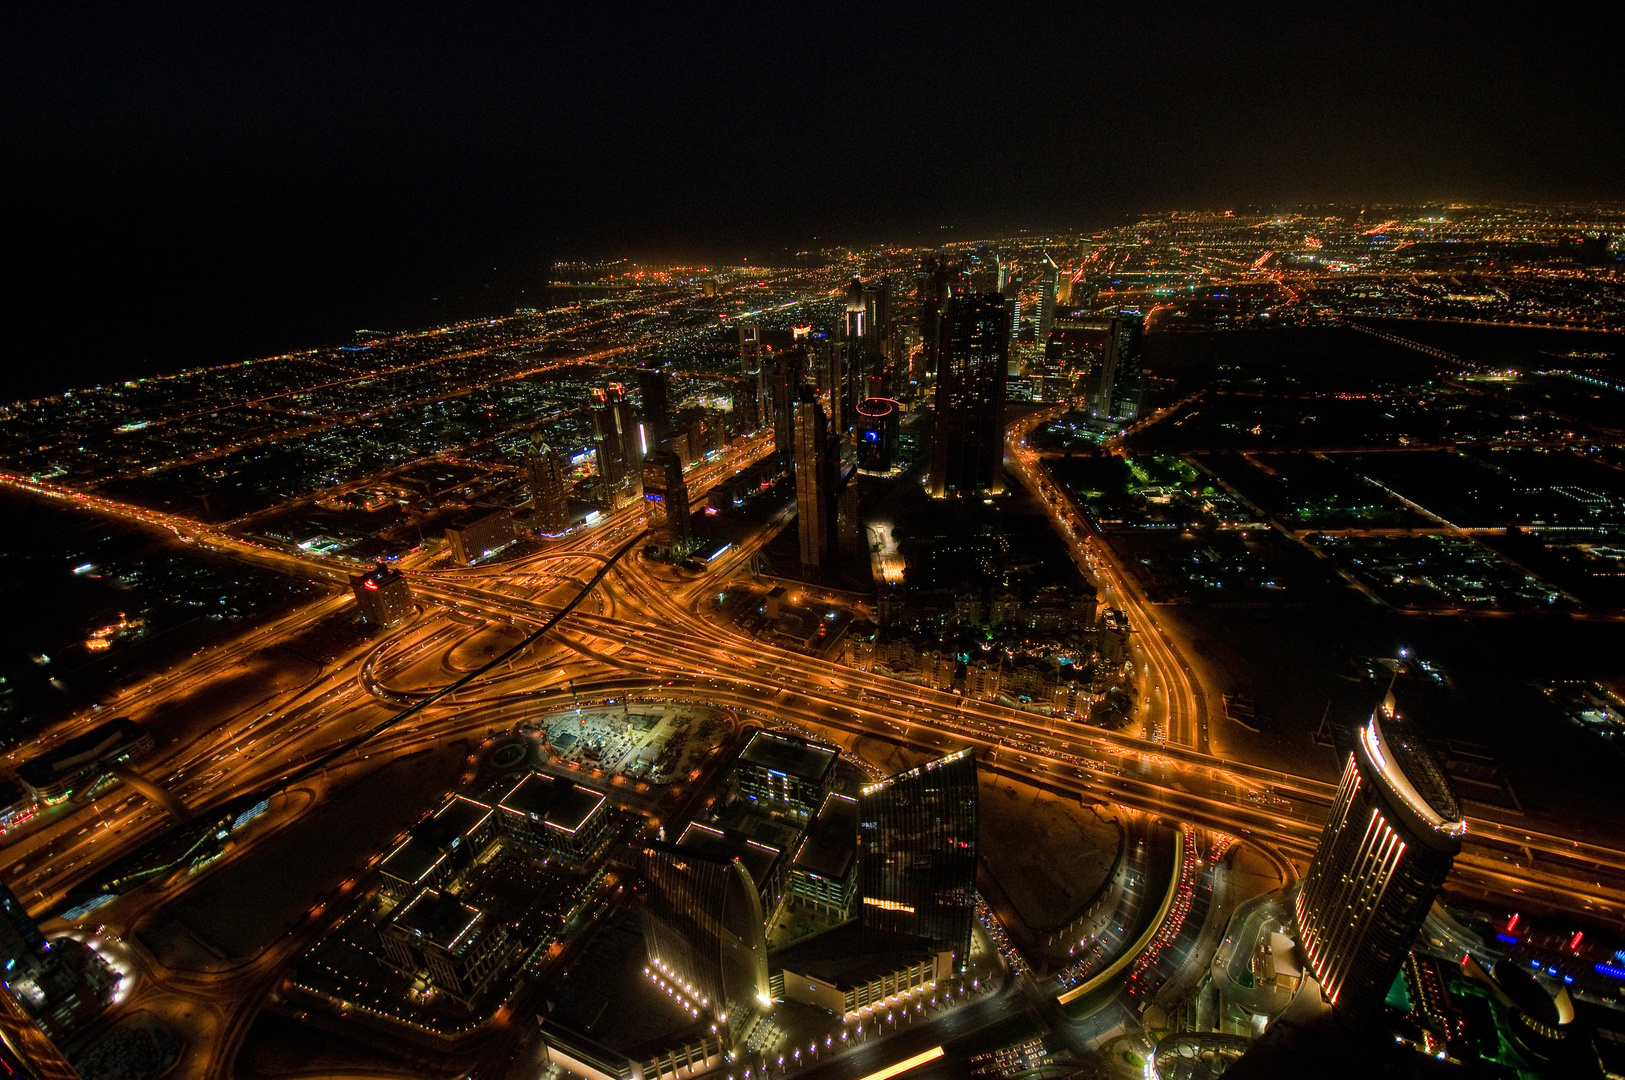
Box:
left=0, top=490, right=325, bottom=746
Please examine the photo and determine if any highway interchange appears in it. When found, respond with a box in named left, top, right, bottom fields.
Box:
left=4, top=292, right=1625, bottom=1077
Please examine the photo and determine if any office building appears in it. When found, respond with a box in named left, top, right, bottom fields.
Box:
left=928, top=292, right=1009, bottom=498
left=858, top=749, right=978, bottom=969
left=642, top=449, right=693, bottom=553
left=378, top=795, right=496, bottom=901
left=445, top=508, right=517, bottom=566
left=1294, top=693, right=1464, bottom=1027
left=768, top=349, right=801, bottom=457
left=792, top=393, right=838, bottom=575
left=381, top=889, right=515, bottom=1009
left=1036, top=257, right=1059, bottom=345
left=675, top=823, right=787, bottom=927
left=737, top=322, right=761, bottom=376
left=526, top=434, right=572, bottom=535
left=637, top=361, right=673, bottom=451
left=350, top=562, right=413, bottom=628
left=495, top=772, right=610, bottom=859
left=735, top=730, right=837, bottom=818
left=591, top=384, right=641, bottom=508
left=730, top=371, right=763, bottom=436
left=789, top=792, right=860, bottom=920
left=854, top=397, right=900, bottom=471
left=1088, top=312, right=1145, bottom=422
left=641, top=841, right=771, bottom=1045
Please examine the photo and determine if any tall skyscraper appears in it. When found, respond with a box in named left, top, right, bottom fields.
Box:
left=590, top=384, right=641, bottom=507
left=1036, top=256, right=1059, bottom=346
left=1088, top=312, right=1146, bottom=422
left=858, top=750, right=979, bottom=969
left=737, top=322, right=761, bottom=377
left=636, top=361, right=673, bottom=451
left=525, top=433, right=571, bottom=535
left=642, top=841, right=771, bottom=1047
left=792, top=392, right=836, bottom=574
left=928, top=292, right=1009, bottom=498
left=642, top=449, right=692, bottom=553
left=1295, top=693, right=1464, bottom=1027
left=767, top=349, right=801, bottom=457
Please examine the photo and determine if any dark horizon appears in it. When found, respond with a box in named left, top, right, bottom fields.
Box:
left=6, top=4, right=1624, bottom=400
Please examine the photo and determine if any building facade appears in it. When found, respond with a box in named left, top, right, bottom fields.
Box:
left=1294, top=694, right=1464, bottom=1027
left=857, top=749, right=979, bottom=969
left=928, top=292, right=1009, bottom=498
left=641, top=842, right=771, bottom=1047
left=350, top=562, right=413, bottom=627
left=527, top=434, right=572, bottom=535
left=641, top=449, right=692, bottom=553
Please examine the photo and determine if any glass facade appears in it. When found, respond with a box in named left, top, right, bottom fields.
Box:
left=857, top=750, right=979, bottom=968
left=1295, top=697, right=1464, bottom=1026
left=642, top=841, right=770, bottom=1046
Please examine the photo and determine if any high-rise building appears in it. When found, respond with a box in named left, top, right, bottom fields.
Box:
left=858, top=749, right=979, bottom=969
left=590, top=384, right=641, bottom=507
left=928, top=292, right=1009, bottom=498
left=350, top=562, right=413, bottom=627
left=792, top=394, right=836, bottom=574
left=642, top=449, right=692, bottom=553
left=637, top=361, right=673, bottom=451
left=1295, top=693, right=1464, bottom=1027
left=1088, top=312, right=1146, bottom=422
left=642, top=841, right=772, bottom=1047
left=1036, top=257, right=1059, bottom=346
left=737, top=322, right=761, bottom=377
left=525, top=434, right=571, bottom=535
left=1106, top=311, right=1145, bottom=422
left=1, top=878, right=115, bottom=1048
left=445, top=509, right=516, bottom=566
left=768, top=349, right=801, bottom=457
left=854, top=397, right=901, bottom=471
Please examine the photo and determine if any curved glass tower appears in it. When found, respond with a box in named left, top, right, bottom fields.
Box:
left=1295, top=693, right=1465, bottom=1026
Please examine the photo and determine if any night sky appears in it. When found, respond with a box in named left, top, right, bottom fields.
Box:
left=5, top=4, right=1622, bottom=399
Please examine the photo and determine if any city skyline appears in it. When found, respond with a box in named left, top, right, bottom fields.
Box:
left=4, top=11, right=1625, bottom=1076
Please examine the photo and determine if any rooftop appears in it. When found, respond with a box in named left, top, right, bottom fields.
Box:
left=738, top=731, right=837, bottom=784
left=772, top=922, right=939, bottom=991
left=393, top=889, right=487, bottom=955
left=790, top=793, right=859, bottom=880
left=498, top=772, right=606, bottom=835
left=675, top=822, right=782, bottom=891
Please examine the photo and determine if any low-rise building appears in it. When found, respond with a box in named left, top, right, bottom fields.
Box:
left=380, top=889, right=515, bottom=1009
left=735, top=730, right=837, bottom=819
left=788, top=793, right=859, bottom=920
left=496, top=772, right=610, bottom=858
left=378, top=795, right=496, bottom=900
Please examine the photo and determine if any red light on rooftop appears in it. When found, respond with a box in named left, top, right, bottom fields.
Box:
left=363, top=579, right=378, bottom=591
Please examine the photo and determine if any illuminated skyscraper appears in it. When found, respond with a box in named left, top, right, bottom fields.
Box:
left=642, top=841, right=771, bottom=1047
left=1087, top=312, right=1145, bottom=422
left=1295, top=694, right=1464, bottom=1027
left=854, top=397, right=900, bottom=471
left=928, top=292, right=1009, bottom=498
left=525, top=434, right=570, bottom=535
left=1036, top=256, right=1059, bottom=345
left=590, top=384, right=641, bottom=507
left=350, top=562, right=413, bottom=627
left=858, top=750, right=979, bottom=969
left=636, top=361, right=673, bottom=451
left=792, top=393, right=836, bottom=574
left=642, top=449, right=692, bottom=553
